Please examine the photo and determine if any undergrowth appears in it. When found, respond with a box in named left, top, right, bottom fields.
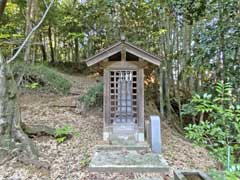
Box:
left=55, top=124, right=80, bottom=143
left=182, top=82, right=240, bottom=179
left=79, top=82, right=103, bottom=109
left=11, top=62, right=71, bottom=94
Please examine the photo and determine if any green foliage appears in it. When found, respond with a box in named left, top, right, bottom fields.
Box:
left=183, top=82, right=240, bottom=164
left=55, top=124, right=80, bottom=143
left=25, top=82, right=39, bottom=89
left=170, top=0, right=207, bottom=25
left=208, top=169, right=240, bottom=180
left=224, top=171, right=240, bottom=180
left=229, top=163, right=240, bottom=172
left=208, top=170, right=225, bottom=180
left=12, top=62, right=71, bottom=94
left=79, top=82, right=103, bottom=108
left=0, top=1, right=25, bottom=56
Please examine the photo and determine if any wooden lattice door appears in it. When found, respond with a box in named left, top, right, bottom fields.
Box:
left=110, top=70, right=138, bottom=126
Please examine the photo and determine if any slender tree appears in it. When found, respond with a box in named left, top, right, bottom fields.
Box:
left=0, top=0, right=55, bottom=167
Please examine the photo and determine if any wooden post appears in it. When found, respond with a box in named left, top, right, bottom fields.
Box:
left=138, top=68, right=144, bottom=141
left=121, top=47, right=126, bottom=62
left=103, top=69, right=110, bottom=141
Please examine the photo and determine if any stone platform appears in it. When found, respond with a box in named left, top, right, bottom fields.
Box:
left=88, top=146, right=169, bottom=173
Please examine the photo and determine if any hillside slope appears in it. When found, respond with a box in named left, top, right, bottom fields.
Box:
left=0, top=73, right=217, bottom=180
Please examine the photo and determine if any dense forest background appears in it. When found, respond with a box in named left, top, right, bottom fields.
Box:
left=0, top=0, right=240, bottom=177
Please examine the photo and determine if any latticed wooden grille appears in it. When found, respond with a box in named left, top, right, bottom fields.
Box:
left=110, top=70, right=138, bottom=125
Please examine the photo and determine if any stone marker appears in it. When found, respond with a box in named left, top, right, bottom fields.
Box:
left=150, top=116, right=161, bottom=153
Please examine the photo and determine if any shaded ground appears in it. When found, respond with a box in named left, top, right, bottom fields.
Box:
left=0, top=73, right=217, bottom=180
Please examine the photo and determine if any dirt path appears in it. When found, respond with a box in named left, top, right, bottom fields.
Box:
left=0, top=74, right=217, bottom=180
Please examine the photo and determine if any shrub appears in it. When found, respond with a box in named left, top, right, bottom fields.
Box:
left=12, top=62, right=71, bottom=94
left=182, top=82, right=240, bottom=165
left=79, top=82, right=103, bottom=109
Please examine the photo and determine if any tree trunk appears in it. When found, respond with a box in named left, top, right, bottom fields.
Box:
left=24, top=0, right=32, bottom=62
left=24, top=0, right=37, bottom=63
left=218, top=0, right=225, bottom=81
left=74, top=37, right=79, bottom=63
left=176, top=25, right=183, bottom=127
left=48, top=25, right=55, bottom=63
left=39, top=34, right=47, bottom=61
left=52, top=29, right=59, bottom=63
left=67, top=44, right=71, bottom=62
left=165, top=61, right=171, bottom=121
left=0, top=0, right=7, bottom=16
left=32, top=44, right=37, bottom=64
left=159, top=66, right=164, bottom=118
left=0, top=52, right=38, bottom=163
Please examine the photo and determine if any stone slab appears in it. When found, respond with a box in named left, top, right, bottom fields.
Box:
left=89, top=150, right=169, bottom=173
left=96, top=142, right=150, bottom=151
left=110, top=133, right=138, bottom=145
left=136, top=178, right=163, bottom=180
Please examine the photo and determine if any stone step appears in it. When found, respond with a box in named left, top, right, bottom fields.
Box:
left=88, top=150, right=169, bottom=173
left=96, top=142, right=150, bottom=151
left=112, top=127, right=136, bottom=134
left=136, top=178, right=163, bottom=180
left=110, top=134, right=137, bottom=145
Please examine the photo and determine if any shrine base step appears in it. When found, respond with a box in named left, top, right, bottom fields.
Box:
left=88, top=148, right=169, bottom=173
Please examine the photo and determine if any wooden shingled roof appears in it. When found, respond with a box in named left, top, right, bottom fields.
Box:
left=85, top=40, right=161, bottom=67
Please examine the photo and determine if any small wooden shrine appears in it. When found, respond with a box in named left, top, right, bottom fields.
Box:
left=86, top=37, right=160, bottom=143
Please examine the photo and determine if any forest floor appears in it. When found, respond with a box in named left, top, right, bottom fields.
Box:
left=0, top=73, right=218, bottom=180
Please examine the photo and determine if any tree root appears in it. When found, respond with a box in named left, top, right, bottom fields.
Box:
left=0, top=125, right=52, bottom=169
left=16, top=123, right=55, bottom=169
left=17, top=155, right=50, bottom=169
left=0, top=148, right=14, bottom=166
left=21, top=122, right=55, bottom=137
left=0, top=123, right=55, bottom=169
left=0, top=148, right=50, bottom=169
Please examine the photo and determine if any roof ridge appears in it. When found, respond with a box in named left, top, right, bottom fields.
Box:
left=85, top=40, right=161, bottom=67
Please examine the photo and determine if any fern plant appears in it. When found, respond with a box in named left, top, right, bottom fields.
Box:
left=55, top=124, right=80, bottom=143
